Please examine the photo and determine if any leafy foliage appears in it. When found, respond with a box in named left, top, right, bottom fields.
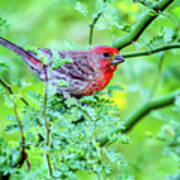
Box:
left=0, top=17, right=8, bottom=34
left=0, top=80, right=132, bottom=179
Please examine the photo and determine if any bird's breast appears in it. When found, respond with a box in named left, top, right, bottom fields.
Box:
left=81, top=71, right=114, bottom=96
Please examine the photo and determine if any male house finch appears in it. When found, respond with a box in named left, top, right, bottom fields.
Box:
left=0, top=37, right=124, bottom=98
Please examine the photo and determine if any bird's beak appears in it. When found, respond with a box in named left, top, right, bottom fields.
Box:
left=111, top=54, right=125, bottom=65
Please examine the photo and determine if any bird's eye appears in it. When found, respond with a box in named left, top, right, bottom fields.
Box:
left=103, top=52, right=111, bottom=58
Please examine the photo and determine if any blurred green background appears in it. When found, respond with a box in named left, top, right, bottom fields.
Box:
left=0, top=0, right=180, bottom=179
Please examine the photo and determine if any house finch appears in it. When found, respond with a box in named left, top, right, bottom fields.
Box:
left=0, top=37, right=124, bottom=98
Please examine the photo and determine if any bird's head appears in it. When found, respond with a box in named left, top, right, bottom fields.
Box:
left=90, top=46, right=125, bottom=73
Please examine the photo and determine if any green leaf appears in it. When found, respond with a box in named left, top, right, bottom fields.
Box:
left=0, top=86, right=5, bottom=94
left=65, top=40, right=81, bottom=50
left=65, top=97, right=78, bottom=106
left=4, top=95, right=15, bottom=108
left=5, top=124, right=19, bottom=133
left=51, top=58, right=72, bottom=69
left=41, top=55, right=49, bottom=65
left=75, top=1, right=88, bottom=16
left=0, top=61, right=8, bottom=70
left=0, top=17, right=9, bottom=33
left=12, top=79, right=31, bottom=88
left=25, top=46, right=50, bottom=65
left=58, top=80, right=69, bottom=87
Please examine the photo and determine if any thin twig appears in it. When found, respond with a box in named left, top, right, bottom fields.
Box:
left=0, top=78, right=29, bottom=105
left=148, top=52, right=166, bottom=99
left=43, top=65, right=53, bottom=178
left=88, top=0, right=107, bottom=45
left=13, top=102, right=31, bottom=171
left=133, top=0, right=153, bottom=7
left=113, top=0, right=175, bottom=49
left=121, top=43, right=180, bottom=58
left=0, top=78, right=30, bottom=178
left=0, top=78, right=13, bottom=94
left=89, top=12, right=102, bottom=45
left=97, top=89, right=180, bottom=146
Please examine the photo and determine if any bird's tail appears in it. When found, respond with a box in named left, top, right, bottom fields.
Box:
left=0, top=37, right=41, bottom=67
left=0, top=37, right=29, bottom=59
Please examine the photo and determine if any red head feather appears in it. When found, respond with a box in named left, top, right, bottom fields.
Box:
left=91, top=46, right=119, bottom=54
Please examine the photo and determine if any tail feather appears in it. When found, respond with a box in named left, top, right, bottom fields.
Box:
left=0, top=37, right=41, bottom=67
left=0, top=37, right=46, bottom=81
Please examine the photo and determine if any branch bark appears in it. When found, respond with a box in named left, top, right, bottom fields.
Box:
left=97, top=89, right=180, bottom=146
left=89, top=12, right=102, bottom=46
left=0, top=80, right=30, bottom=179
left=113, top=0, right=175, bottom=50
left=43, top=66, right=53, bottom=178
left=121, top=43, right=180, bottom=58
left=0, top=78, right=29, bottom=105
left=13, top=103, right=31, bottom=171
left=88, top=0, right=107, bottom=45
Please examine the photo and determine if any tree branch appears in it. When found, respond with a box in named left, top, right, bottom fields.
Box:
left=0, top=86, right=31, bottom=179
left=97, top=89, right=180, bottom=146
left=43, top=66, right=53, bottom=178
left=89, top=12, right=102, bottom=46
left=44, top=87, right=53, bottom=178
left=0, top=78, right=29, bottom=106
left=148, top=52, right=166, bottom=99
left=121, top=43, right=180, bottom=58
left=88, top=0, right=107, bottom=45
left=113, top=0, right=175, bottom=50
left=0, top=78, right=30, bottom=180
left=0, top=78, right=13, bottom=94
left=13, top=103, right=31, bottom=171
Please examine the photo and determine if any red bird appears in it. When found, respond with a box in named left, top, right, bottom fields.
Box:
left=0, top=37, right=124, bottom=98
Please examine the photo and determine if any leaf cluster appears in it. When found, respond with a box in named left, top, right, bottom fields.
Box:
left=0, top=81, right=132, bottom=179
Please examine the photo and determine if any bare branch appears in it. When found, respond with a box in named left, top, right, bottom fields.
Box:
left=43, top=66, right=53, bottom=178
left=97, top=89, right=180, bottom=146
left=122, top=43, right=180, bottom=58
left=89, top=12, right=102, bottom=45
left=88, top=0, right=107, bottom=45
left=0, top=78, right=29, bottom=105
left=148, top=52, right=166, bottom=99
left=0, top=78, right=31, bottom=180
left=0, top=87, right=31, bottom=179
left=13, top=103, right=31, bottom=171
